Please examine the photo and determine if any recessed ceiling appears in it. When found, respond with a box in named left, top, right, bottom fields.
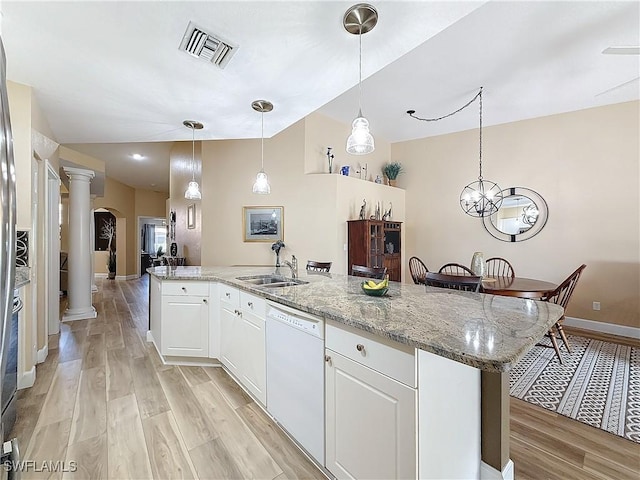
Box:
left=1, top=1, right=638, bottom=193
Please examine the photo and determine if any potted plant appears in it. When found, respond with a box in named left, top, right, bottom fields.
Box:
left=100, top=217, right=117, bottom=279
left=382, top=162, right=403, bottom=186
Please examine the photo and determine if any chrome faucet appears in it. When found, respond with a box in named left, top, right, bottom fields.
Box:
left=282, top=255, right=298, bottom=279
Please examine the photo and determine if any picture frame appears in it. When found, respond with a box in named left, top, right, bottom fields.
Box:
left=187, top=204, right=196, bottom=229
left=243, top=206, right=284, bottom=242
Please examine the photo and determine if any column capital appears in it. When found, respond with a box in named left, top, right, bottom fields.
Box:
left=63, top=166, right=95, bottom=181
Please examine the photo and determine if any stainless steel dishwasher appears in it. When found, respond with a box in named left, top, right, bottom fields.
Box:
left=266, top=301, right=325, bottom=465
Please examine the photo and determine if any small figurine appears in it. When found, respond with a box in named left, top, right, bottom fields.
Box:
left=375, top=202, right=381, bottom=220
left=375, top=175, right=382, bottom=184
left=358, top=199, right=367, bottom=220
left=382, top=202, right=393, bottom=221
left=326, top=147, right=334, bottom=174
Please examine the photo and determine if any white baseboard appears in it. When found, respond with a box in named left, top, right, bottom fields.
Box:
left=37, top=345, right=48, bottom=364
left=116, top=274, right=139, bottom=280
left=146, top=330, right=153, bottom=343
left=18, top=366, right=36, bottom=390
left=481, top=460, right=514, bottom=480
left=95, top=273, right=108, bottom=278
left=564, top=316, right=640, bottom=340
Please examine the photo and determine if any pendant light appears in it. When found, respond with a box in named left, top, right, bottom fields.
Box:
left=183, top=120, right=203, bottom=200
left=458, top=87, right=503, bottom=217
left=252, top=99, right=273, bottom=194
left=344, top=3, right=377, bottom=155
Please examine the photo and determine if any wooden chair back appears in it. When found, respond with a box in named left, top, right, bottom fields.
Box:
left=351, top=265, right=387, bottom=280
left=306, top=261, right=332, bottom=273
left=409, top=256, right=429, bottom=285
left=544, top=264, right=587, bottom=309
left=439, top=263, right=475, bottom=276
left=425, top=272, right=482, bottom=292
left=485, top=257, right=515, bottom=278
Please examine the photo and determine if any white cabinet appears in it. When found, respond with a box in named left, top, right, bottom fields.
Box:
left=219, top=285, right=267, bottom=405
left=325, top=321, right=417, bottom=480
left=149, top=279, right=209, bottom=358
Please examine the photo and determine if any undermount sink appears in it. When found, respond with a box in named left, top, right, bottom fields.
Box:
left=236, top=275, right=309, bottom=288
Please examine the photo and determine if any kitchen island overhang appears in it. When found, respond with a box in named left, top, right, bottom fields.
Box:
left=148, top=265, right=563, bottom=480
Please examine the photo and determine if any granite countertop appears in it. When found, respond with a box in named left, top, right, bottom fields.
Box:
left=15, top=266, right=30, bottom=288
left=148, top=266, right=564, bottom=373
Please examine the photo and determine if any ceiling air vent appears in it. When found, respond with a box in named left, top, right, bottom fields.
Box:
left=179, top=21, right=237, bottom=69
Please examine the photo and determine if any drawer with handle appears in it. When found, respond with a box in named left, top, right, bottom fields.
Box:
left=326, top=321, right=416, bottom=388
left=219, top=284, right=240, bottom=306
left=161, top=281, right=209, bottom=297
left=240, top=291, right=266, bottom=317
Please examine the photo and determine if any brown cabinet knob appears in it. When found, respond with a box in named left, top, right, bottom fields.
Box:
left=356, top=344, right=365, bottom=352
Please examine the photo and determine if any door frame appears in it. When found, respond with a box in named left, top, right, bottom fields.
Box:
left=44, top=160, right=60, bottom=336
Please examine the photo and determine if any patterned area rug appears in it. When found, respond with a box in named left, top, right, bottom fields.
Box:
left=510, top=335, right=639, bottom=443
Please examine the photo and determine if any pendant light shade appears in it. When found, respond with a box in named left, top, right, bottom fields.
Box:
left=458, top=88, right=503, bottom=217
left=252, top=100, right=273, bottom=195
left=344, top=3, right=377, bottom=156
left=183, top=120, right=203, bottom=200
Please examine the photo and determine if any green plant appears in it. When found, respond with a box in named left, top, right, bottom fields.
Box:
left=382, top=162, right=403, bottom=180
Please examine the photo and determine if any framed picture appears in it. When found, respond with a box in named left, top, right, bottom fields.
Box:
left=187, top=204, right=196, bottom=229
left=243, top=206, right=284, bottom=242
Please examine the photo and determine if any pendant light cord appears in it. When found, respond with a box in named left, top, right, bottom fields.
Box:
left=358, top=25, right=363, bottom=115
left=406, top=86, right=484, bottom=179
left=261, top=110, right=264, bottom=170
left=191, top=125, right=196, bottom=182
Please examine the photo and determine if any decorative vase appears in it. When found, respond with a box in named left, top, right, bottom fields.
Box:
left=470, top=252, right=485, bottom=277
left=170, top=242, right=177, bottom=257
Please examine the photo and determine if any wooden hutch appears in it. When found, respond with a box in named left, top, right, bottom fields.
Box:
left=347, top=220, right=402, bottom=282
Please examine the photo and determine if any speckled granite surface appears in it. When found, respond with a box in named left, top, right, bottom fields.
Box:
left=15, top=266, right=30, bottom=288
left=148, top=266, right=564, bottom=373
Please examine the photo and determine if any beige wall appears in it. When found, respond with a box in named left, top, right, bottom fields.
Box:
left=7, top=81, right=32, bottom=230
left=392, top=101, right=639, bottom=328
left=91, top=177, right=168, bottom=277
left=304, top=112, right=392, bottom=182
left=169, top=141, right=202, bottom=266
left=199, top=116, right=407, bottom=277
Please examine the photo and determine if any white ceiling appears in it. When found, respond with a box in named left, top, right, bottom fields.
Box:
left=2, top=1, right=638, bottom=193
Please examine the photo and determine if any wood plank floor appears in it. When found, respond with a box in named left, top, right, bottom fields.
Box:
left=10, top=276, right=640, bottom=479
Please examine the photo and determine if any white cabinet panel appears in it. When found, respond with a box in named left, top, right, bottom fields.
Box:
left=326, top=350, right=416, bottom=480
left=161, top=295, right=209, bottom=357
left=240, top=310, right=266, bottom=405
left=220, top=304, right=243, bottom=378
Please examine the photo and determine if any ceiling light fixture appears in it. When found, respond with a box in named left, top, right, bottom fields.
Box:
left=343, top=3, right=377, bottom=156
left=183, top=120, right=203, bottom=200
left=132, top=153, right=143, bottom=160
left=252, top=100, right=273, bottom=195
left=407, top=87, right=503, bottom=217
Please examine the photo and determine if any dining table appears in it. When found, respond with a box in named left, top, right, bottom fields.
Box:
left=481, top=275, right=557, bottom=299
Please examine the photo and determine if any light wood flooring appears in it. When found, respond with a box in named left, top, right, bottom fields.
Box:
left=10, top=276, right=640, bottom=479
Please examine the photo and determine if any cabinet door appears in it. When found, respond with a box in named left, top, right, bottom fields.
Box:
left=220, top=305, right=243, bottom=378
left=369, top=223, right=384, bottom=268
left=161, top=295, right=209, bottom=357
left=149, top=275, right=162, bottom=347
left=240, top=310, right=266, bottom=405
left=384, top=255, right=401, bottom=282
left=326, top=350, right=416, bottom=480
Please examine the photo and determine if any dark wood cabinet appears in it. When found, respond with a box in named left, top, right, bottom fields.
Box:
left=347, top=220, right=402, bottom=281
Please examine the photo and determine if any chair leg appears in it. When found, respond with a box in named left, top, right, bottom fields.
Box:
left=548, top=329, right=563, bottom=364
left=556, top=323, right=571, bottom=353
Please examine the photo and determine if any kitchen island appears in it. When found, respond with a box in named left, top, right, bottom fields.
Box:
left=148, top=265, right=563, bottom=480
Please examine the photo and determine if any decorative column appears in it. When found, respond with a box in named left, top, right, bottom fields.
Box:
left=90, top=195, right=98, bottom=293
left=62, top=167, right=97, bottom=321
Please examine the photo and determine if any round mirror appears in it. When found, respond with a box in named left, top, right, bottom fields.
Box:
left=482, top=187, right=548, bottom=242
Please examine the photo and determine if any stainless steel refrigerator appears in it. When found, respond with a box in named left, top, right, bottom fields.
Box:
left=0, top=35, right=21, bottom=478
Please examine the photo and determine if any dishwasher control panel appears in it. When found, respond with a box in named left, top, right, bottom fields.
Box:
left=267, top=306, right=324, bottom=338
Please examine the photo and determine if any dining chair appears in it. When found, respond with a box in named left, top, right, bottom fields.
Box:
left=306, top=260, right=332, bottom=273
left=351, top=265, right=387, bottom=280
left=424, top=272, right=482, bottom=292
left=485, top=257, right=515, bottom=278
left=541, top=264, right=587, bottom=363
left=438, top=263, right=475, bottom=276
left=409, top=257, right=429, bottom=285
